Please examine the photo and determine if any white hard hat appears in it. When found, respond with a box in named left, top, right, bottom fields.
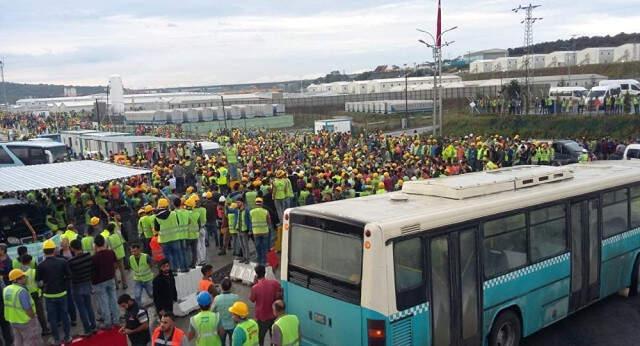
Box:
left=219, top=196, right=226, bottom=203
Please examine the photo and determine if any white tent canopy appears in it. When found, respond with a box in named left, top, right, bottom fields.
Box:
left=0, top=160, right=150, bottom=193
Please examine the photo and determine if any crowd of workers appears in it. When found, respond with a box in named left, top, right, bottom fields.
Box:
left=0, top=113, right=638, bottom=345
left=470, top=92, right=640, bottom=116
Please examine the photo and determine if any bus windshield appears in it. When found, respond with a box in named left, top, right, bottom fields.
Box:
left=289, top=224, right=362, bottom=285
left=46, top=145, right=68, bottom=162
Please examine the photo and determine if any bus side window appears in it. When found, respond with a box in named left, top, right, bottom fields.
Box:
left=631, top=186, right=640, bottom=228
left=602, top=188, right=629, bottom=238
left=482, top=213, right=527, bottom=278
left=393, top=237, right=426, bottom=310
left=529, top=204, right=567, bottom=262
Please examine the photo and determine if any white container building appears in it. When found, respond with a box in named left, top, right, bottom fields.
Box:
left=577, top=47, right=615, bottom=65
left=614, top=43, right=640, bottom=63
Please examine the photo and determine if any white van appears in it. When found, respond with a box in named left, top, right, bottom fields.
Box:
left=599, top=79, right=640, bottom=96
left=549, top=87, right=587, bottom=101
left=587, top=84, right=622, bottom=106
left=624, top=144, right=640, bottom=160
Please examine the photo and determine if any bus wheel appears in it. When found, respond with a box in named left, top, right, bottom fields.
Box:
left=489, top=310, right=521, bottom=346
left=629, top=255, right=640, bottom=296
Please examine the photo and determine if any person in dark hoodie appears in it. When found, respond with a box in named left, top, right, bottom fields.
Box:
left=152, top=259, right=177, bottom=315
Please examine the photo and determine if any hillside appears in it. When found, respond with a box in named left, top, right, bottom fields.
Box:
left=461, top=61, right=640, bottom=81
left=508, top=32, right=640, bottom=56
left=1, top=82, right=105, bottom=105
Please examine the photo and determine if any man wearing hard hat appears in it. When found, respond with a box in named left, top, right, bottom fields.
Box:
left=3, top=269, right=42, bottom=346
left=154, top=198, right=186, bottom=272
left=229, top=301, right=259, bottom=346
left=250, top=197, right=272, bottom=266
left=36, top=239, right=72, bottom=345
left=187, top=291, right=224, bottom=346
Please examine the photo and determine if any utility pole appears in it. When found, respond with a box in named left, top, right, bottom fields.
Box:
left=0, top=59, right=7, bottom=109
left=512, top=4, right=542, bottom=115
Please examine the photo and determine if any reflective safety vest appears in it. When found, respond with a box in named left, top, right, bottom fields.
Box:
left=108, top=233, right=125, bottom=260
left=217, top=167, right=228, bottom=186
left=227, top=212, right=238, bottom=235
left=273, top=179, right=288, bottom=200
left=62, top=230, right=78, bottom=242
left=187, top=209, right=201, bottom=240
left=175, top=209, right=191, bottom=241
left=81, top=236, right=95, bottom=255
left=237, top=319, right=259, bottom=346
left=190, top=311, right=222, bottom=346
left=156, top=212, right=180, bottom=244
left=24, top=268, right=40, bottom=296
left=130, top=253, right=153, bottom=282
left=273, top=315, right=301, bottom=346
left=376, top=189, right=386, bottom=195
left=100, top=229, right=110, bottom=240
left=139, top=215, right=154, bottom=239
left=151, top=326, right=185, bottom=346
left=245, top=191, right=258, bottom=210
left=225, top=146, right=238, bottom=164
left=249, top=208, right=269, bottom=235
left=3, top=284, right=34, bottom=324
left=298, top=190, right=310, bottom=206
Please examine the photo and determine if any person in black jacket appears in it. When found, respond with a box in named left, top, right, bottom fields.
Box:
left=152, top=259, right=177, bottom=315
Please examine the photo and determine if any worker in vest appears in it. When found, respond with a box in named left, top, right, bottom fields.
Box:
left=20, top=254, right=50, bottom=337
left=236, top=201, right=252, bottom=264
left=184, top=197, right=200, bottom=269
left=272, top=170, right=291, bottom=227
left=4, top=269, right=41, bottom=346
left=81, top=223, right=96, bottom=255
left=37, top=239, right=72, bottom=344
left=142, top=205, right=156, bottom=254
left=188, top=292, right=224, bottom=346
left=245, top=185, right=258, bottom=210
left=229, top=301, right=259, bottom=346
left=298, top=184, right=311, bottom=206
left=152, top=312, right=188, bottom=346
left=271, top=299, right=300, bottom=346
left=11, top=246, right=34, bottom=271
left=155, top=198, right=187, bottom=272
left=225, top=142, right=239, bottom=180
left=250, top=198, right=272, bottom=266
left=61, top=224, right=78, bottom=243
left=106, top=222, right=128, bottom=289
left=376, top=182, right=386, bottom=195
left=227, top=202, right=241, bottom=258
left=217, top=165, right=229, bottom=195
left=174, top=198, right=193, bottom=271
left=129, top=243, right=154, bottom=307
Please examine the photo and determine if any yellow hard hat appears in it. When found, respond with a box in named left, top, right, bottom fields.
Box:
left=185, top=198, right=196, bottom=208
left=90, top=217, right=100, bottom=226
left=230, top=203, right=238, bottom=209
left=144, top=205, right=154, bottom=213
left=186, top=186, right=194, bottom=193
left=255, top=197, right=263, bottom=204
left=228, top=301, right=249, bottom=318
left=205, top=192, right=213, bottom=199
left=8, top=269, right=25, bottom=282
left=137, top=208, right=145, bottom=215
left=43, top=239, right=56, bottom=250
left=157, top=198, right=170, bottom=209
left=378, top=182, right=385, bottom=188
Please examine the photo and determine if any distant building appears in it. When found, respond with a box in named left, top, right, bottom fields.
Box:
left=614, top=43, right=640, bottom=63
left=469, top=60, right=495, bottom=74
left=546, top=51, right=577, bottom=68
left=518, top=54, right=547, bottom=70
left=464, top=49, right=508, bottom=63
left=577, top=47, right=615, bottom=65
left=493, top=57, right=519, bottom=72
left=63, top=87, right=77, bottom=97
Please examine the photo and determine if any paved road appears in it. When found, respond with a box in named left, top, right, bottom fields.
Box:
left=522, top=294, right=640, bottom=346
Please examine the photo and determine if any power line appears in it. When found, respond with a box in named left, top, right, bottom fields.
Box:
left=512, top=4, right=542, bottom=115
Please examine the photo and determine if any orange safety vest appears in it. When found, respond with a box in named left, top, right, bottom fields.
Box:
left=198, top=279, right=214, bottom=293
left=151, top=326, right=185, bottom=346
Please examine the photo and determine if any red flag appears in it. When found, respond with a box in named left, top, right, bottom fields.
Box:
left=436, top=0, right=442, bottom=47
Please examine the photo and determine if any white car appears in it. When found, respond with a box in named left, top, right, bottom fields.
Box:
left=623, top=143, right=640, bottom=160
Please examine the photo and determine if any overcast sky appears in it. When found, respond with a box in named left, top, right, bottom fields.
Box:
left=1, top=0, right=638, bottom=88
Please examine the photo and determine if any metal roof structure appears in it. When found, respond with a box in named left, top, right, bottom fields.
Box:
left=0, top=161, right=150, bottom=193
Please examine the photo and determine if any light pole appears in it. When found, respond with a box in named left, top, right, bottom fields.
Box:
left=417, top=25, right=457, bottom=136
left=212, top=94, right=227, bottom=131
left=0, top=59, right=7, bottom=110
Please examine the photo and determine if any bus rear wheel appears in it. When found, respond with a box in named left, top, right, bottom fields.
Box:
left=489, top=310, right=522, bottom=346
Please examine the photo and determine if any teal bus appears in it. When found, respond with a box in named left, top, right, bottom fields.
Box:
left=280, top=163, right=640, bottom=345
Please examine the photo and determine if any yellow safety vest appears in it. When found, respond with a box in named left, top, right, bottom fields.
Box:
left=250, top=208, right=269, bottom=235
left=187, top=209, right=201, bottom=240
left=108, top=233, right=126, bottom=260
left=175, top=209, right=191, bottom=241
left=191, top=311, right=222, bottom=346
left=237, top=319, right=259, bottom=346
left=3, top=284, right=34, bottom=324
left=81, top=236, right=95, bottom=255
left=130, top=253, right=153, bottom=282
left=273, top=315, right=300, bottom=346
left=156, top=212, right=180, bottom=244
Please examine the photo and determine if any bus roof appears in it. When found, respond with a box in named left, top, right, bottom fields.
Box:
left=3, top=141, right=66, bottom=148
left=291, top=163, right=640, bottom=242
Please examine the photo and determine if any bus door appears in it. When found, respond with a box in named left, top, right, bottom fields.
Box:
left=429, top=228, right=481, bottom=346
left=569, top=198, right=600, bottom=311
